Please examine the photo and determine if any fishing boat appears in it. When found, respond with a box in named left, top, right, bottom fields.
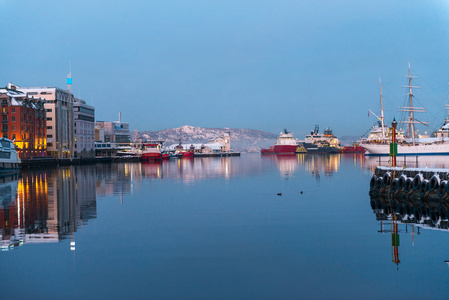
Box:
left=360, top=65, right=449, bottom=156
left=173, top=140, right=194, bottom=158
left=0, top=137, right=21, bottom=173
left=301, top=125, right=342, bottom=153
left=261, top=129, right=303, bottom=154
left=141, top=143, right=163, bottom=161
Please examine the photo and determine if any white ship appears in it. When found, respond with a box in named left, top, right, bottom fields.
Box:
left=361, top=65, right=449, bottom=156
left=0, top=137, right=21, bottom=173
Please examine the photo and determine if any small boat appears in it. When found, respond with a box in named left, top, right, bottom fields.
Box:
left=261, top=129, right=302, bottom=154
left=0, top=138, right=21, bottom=173
left=173, top=139, right=194, bottom=158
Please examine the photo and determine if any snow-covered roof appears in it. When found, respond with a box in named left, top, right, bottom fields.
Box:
left=165, top=143, right=223, bottom=151
left=0, top=88, right=26, bottom=97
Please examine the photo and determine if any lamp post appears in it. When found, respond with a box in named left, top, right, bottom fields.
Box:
left=391, top=118, right=398, bottom=167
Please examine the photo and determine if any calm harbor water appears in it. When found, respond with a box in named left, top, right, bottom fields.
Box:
left=2, top=153, right=449, bottom=299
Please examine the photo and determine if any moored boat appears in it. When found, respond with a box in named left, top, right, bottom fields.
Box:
left=0, top=137, right=21, bottom=173
left=342, top=144, right=366, bottom=153
left=261, top=129, right=303, bottom=154
left=141, top=143, right=162, bottom=161
left=301, top=125, right=342, bottom=153
left=360, top=65, right=449, bottom=156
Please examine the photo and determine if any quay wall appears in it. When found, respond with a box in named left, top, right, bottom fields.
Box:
left=21, top=152, right=240, bottom=168
left=370, top=166, right=449, bottom=203
left=370, top=166, right=449, bottom=223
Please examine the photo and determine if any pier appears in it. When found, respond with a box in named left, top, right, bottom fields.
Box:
left=20, top=152, right=239, bottom=168
left=370, top=165, right=449, bottom=203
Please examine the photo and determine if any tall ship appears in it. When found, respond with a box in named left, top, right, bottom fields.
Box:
left=0, top=137, right=21, bottom=173
left=261, top=129, right=305, bottom=154
left=301, top=125, right=342, bottom=153
left=360, top=65, right=449, bottom=156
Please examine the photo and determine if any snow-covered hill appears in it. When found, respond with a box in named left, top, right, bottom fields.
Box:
left=132, top=125, right=278, bottom=152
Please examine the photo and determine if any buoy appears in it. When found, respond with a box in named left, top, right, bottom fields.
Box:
left=430, top=210, right=440, bottom=224
left=438, top=180, right=448, bottom=198
left=277, top=193, right=282, bottom=196
left=398, top=174, right=407, bottom=191
left=370, top=175, right=377, bottom=191
left=413, top=207, right=421, bottom=220
left=375, top=177, right=384, bottom=192
left=404, top=177, right=414, bottom=194
left=390, top=178, right=400, bottom=194
left=420, top=179, right=429, bottom=197
left=382, top=172, right=391, bottom=187
left=429, top=174, right=440, bottom=192
left=405, top=204, right=412, bottom=216
left=440, top=207, right=448, bottom=221
left=413, top=173, right=424, bottom=190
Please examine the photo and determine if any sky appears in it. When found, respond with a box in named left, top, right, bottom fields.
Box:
left=2, top=0, right=449, bottom=138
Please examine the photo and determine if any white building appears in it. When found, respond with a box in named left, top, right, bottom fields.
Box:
left=74, top=98, right=95, bottom=158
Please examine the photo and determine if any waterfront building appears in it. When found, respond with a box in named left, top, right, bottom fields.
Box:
left=94, top=142, right=118, bottom=157
left=9, top=83, right=74, bottom=159
left=165, top=132, right=232, bottom=154
left=74, top=98, right=95, bottom=158
left=209, top=132, right=231, bottom=152
left=0, top=87, right=47, bottom=158
left=95, top=113, right=131, bottom=153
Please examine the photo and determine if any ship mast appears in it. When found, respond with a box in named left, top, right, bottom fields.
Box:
left=400, top=63, right=428, bottom=146
left=379, top=78, right=386, bottom=140
left=407, top=65, right=416, bottom=144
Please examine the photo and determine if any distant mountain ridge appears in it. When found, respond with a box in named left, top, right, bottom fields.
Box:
left=132, top=125, right=278, bottom=152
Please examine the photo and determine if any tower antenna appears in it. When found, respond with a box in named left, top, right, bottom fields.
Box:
left=67, top=61, right=72, bottom=93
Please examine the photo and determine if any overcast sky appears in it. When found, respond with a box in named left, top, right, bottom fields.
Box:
left=2, top=0, right=449, bottom=138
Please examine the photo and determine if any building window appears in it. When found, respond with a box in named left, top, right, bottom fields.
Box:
left=12, top=134, right=15, bottom=140
left=47, top=135, right=52, bottom=138
left=46, top=109, right=52, bottom=112
left=12, top=116, right=15, bottom=122
left=47, top=126, right=52, bottom=130
left=46, top=117, right=52, bottom=121
left=11, top=108, right=15, bottom=113
left=48, top=143, right=53, bottom=147
left=11, top=126, right=15, bottom=130
left=1, top=100, right=7, bottom=106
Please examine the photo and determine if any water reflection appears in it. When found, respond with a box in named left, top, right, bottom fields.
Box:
left=370, top=194, right=449, bottom=268
left=359, top=155, right=449, bottom=172
left=0, top=166, right=96, bottom=251
left=262, top=153, right=341, bottom=180
left=95, top=156, right=265, bottom=189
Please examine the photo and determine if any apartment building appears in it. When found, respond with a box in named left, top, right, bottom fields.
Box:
left=0, top=87, right=46, bottom=158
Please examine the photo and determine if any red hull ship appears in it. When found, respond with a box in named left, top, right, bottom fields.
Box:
left=341, top=144, right=366, bottom=153
left=261, top=129, right=302, bottom=154
left=141, top=143, right=162, bottom=161
left=261, top=144, right=299, bottom=154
